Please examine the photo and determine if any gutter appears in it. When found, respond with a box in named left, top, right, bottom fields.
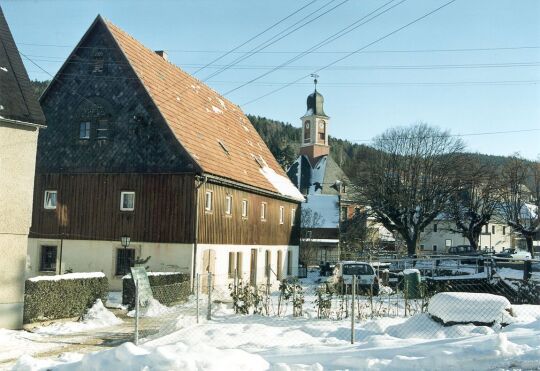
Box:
left=0, top=116, right=46, bottom=129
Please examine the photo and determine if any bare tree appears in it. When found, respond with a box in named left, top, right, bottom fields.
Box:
left=340, top=207, right=377, bottom=256
left=299, top=207, right=324, bottom=265
left=500, top=156, right=539, bottom=258
left=353, top=123, right=465, bottom=256
left=446, top=157, right=501, bottom=250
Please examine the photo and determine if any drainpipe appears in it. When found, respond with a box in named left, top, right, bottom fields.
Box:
left=192, top=175, right=207, bottom=291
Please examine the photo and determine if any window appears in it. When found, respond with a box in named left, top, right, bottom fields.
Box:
left=236, top=252, right=243, bottom=277
left=116, top=248, right=135, bottom=276
left=277, top=250, right=283, bottom=280
left=291, top=208, right=296, bottom=226
left=420, top=244, right=425, bottom=251
left=205, top=191, right=213, bottom=212
left=97, top=119, right=108, bottom=139
left=340, top=206, right=348, bottom=221
left=40, top=245, right=57, bottom=272
left=241, top=199, right=248, bottom=218
left=433, top=224, right=438, bottom=232
left=265, top=250, right=271, bottom=277
left=279, top=206, right=285, bottom=224
left=287, top=250, right=293, bottom=276
left=303, top=120, right=310, bottom=143
left=228, top=252, right=236, bottom=278
left=445, top=239, right=452, bottom=248
left=433, top=245, right=438, bottom=252
left=484, top=225, right=488, bottom=233
left=120, top=191, right=135, bottom=211
left=261, top=202, right=267, bottom=220
left=225, top=195, right=232, bottom=215
left=79, top=122, right=90, bottom=139
left=503, top=226, right=506, bottom=235
left=492, top=225, right=496, bottom=234
left=44, top=190, right=57, bottom=210
left=92, top=50, right=104, bottom=73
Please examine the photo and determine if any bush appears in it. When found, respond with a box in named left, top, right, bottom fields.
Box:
left=24, top=273, right=108, bottom=324
left=122, top=272, right=190, bottom=308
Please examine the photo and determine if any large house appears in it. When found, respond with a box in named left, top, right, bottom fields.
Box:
left=27, top=15, right=303, bottom=290
left=287, top=85, right=351, bottom=264
left=0, top=6, right=46, bottom=329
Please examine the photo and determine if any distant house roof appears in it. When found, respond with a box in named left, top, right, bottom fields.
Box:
left=0, top=6, right=45, bottom=126
left=44, top=15, right=301, bottom=201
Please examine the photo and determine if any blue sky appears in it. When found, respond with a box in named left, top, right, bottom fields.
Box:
left=2, top=0, right=539, bottom=159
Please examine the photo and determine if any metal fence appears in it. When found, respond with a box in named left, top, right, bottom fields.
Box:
left=131, top=257, right=540, bottom=346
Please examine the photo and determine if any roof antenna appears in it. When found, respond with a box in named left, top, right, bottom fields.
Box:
left=310, top=73, right=319, bottom=92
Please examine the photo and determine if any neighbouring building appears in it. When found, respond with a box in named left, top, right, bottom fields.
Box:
left=28, top=15, right=303, bottom=290
left=0, top=6, right=46, bottom=329
left=287, top=83, right=352, bottom=265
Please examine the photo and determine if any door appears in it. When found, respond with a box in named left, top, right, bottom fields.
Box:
left=250, top=248, right=258, bottom=286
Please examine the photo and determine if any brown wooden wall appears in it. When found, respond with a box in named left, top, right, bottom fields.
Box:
left=30, top=173, right=196, bottom=243
left=198, top=181, right=300, bottom=245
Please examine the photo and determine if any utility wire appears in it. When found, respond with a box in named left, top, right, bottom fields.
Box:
left=240, top=0, right=460, bottom=106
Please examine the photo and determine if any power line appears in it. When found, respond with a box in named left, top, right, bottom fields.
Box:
left=240, top=0, right=460, bottom=106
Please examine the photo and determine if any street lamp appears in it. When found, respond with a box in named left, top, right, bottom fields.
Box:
left=121, top=235, right=131, bottom=249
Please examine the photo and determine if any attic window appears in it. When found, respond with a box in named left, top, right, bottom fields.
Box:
left=218, top=140, right=230, bottom=156
left=97, top=119, right=108, bottom=139
left=254, top=155, right=267, bottom=169
left=92, top=51, right=105, bottom=74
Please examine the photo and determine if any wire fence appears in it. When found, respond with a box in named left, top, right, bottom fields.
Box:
left=130, top=256, right=540, bottom=346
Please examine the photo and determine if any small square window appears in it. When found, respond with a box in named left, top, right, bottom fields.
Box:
left=120, top=191, right=135, bottom=211
left=241, top=199, right=248, bottom=218
left=261, top=202, right=267, bottom=221
left=205, top=191, right=213, bottom=212
left=433, top=245, right=438, bottom=252
left=97, top=119, right=108, bottom=139
left=291, top=208, right=296, bottom=226
left=79, top=122, right=90, bottom=139
left=225, top=195, right=232, bottom=215
left=40, top=245, right=57, bottom=272
left=492, top=225, right=496, bottom=234
left=279, top=206, right=285, bottom=224
left=44, top=190, right=57, bottom=210
left=116, top=248, right=135, bottom=276
left=433, top=224, right=438, bottom=232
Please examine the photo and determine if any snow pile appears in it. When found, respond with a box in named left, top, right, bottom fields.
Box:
left=105, top=292, right=126, bottom=309
left=259, top=165, right=305, bottom=201
left=127, top=298, right=173, bottom=318
left=34, top=300, right=122, bottom=335
left=403, top=268, right=420, bottom=275
left=28, top=272, right=105, bottom=282
left=13, top=342, right=268, bottom=371
left=428, top=292, right=513, bottom=324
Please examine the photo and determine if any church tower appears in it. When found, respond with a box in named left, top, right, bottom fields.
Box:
left=299, top=78, right=330, bottom=164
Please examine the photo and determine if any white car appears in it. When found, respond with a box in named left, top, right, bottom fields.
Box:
left=330, top=261, right=379, bottom=295
left=495, top=248, right=532, bottom=260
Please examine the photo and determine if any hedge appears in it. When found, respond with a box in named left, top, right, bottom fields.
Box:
left=24, top=273, right=108, bottom=324
left=122, top=272, right=190, bottom=308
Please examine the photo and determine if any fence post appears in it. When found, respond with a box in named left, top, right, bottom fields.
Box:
left=404, top=278, right=408, bottom=317
left=292, top=284, right=296, bottom=317
left=207, top=272, right=212, bottom=320
left=134, top=279, right=139, bottom=345
left=196, top=273, right=200, bottom=324
left=351, top=275, right=356, bottom=344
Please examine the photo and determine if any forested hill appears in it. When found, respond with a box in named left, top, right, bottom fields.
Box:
left=28, top=80, right=520, bottom=177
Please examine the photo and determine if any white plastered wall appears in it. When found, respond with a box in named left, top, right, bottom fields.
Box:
left=27, top=239, right=193, bottom=290
left=0, top=122, right=38, bottom=329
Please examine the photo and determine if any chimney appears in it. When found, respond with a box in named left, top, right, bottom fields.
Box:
left=155, top=50, right=168, bottom=61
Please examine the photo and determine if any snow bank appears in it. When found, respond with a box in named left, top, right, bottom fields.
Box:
left=259, top=166, right=305, bottom=201
left=28, top=272, right=105, bottom=282
left=428, top=292, right=513, bottom=324
left=127, top=298, right=173, bottom=318
left=403, top=269, right=420, bottom=275
left=33, top=300, right=122, bottom=335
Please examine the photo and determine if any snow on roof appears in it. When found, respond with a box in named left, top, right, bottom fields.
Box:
left=28, top=272, right=105, bottom=282
left=302, top=194, right=339, bottom=228
left=259, top=166, right=305, bottom=202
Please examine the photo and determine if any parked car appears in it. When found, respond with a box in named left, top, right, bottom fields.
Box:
left=446, top=245, right=482, bottom=256
left=494, top=248, right=532, bottom=260
left=329, top=261, right=379, bottom=296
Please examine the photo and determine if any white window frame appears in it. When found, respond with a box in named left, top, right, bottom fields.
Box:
left=241, top=199, right=248, bottom=218
left=205, top=191, right=213, bottom=212
left=120, top=191, right=135, bottom=211
left=279, top=206, right=285, bottom=224
left=261, top=202, right=267, bottom=221
left=225, top=195, right=233, bottom=215
left=79, top=121, right=90, bottom=139
left=44, top=190, right=57, bottom=210
left=96, top=118, right=108, bottom=139
left=291, top=208, right=296, bottom=226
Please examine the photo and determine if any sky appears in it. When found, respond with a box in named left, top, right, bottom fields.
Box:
left=2, top=0, right=539, bottom=159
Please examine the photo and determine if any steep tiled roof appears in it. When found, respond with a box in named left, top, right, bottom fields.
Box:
left=102, top=17, right=292, bottom=197
left=0, top=6, right=45, bottom=126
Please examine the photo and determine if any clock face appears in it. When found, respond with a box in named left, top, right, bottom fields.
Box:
left=319, top=121, right=325, bottom=129
left=305, top=122, right=310, bottom=129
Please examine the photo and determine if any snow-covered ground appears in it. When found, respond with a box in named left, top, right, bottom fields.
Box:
left=4, top=271, right=540, bottom=370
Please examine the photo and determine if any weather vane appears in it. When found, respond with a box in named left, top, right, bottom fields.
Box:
left=310, top=73, right=319, bottom=90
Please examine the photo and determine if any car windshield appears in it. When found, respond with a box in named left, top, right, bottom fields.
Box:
left=342, top=264, right=374, bottom=275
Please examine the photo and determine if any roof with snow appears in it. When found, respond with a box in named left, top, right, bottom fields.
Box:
left=301, top=194, right=340, bottom=229
left=287, top=154, right=349, bottom=197
left=43, top=15, right=301, bottom=201
left=0, top=6, right=46, bottom=126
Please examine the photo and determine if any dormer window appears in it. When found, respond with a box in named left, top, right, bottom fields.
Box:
left=79, top=122, right=90, bottom=139
left=92, top=50, right=104, bottom=74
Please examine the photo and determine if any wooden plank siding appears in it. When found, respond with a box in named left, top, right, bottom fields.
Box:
left=30, top=173, right=196, bottom=243
left=198, top=181, right=300, bottom=246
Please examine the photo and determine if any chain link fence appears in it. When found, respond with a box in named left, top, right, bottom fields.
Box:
left=130, top=256, right=540, bottom=347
